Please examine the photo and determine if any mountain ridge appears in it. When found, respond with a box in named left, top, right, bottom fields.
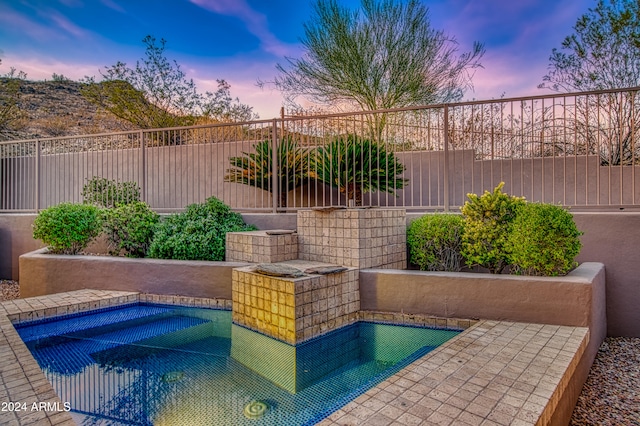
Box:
left=2, top=79, right=137, bottom=141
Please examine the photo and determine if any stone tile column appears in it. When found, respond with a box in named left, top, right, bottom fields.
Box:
left=226, top=230, right=297, bottom=263
left=231, top=261, right=359, bottom=344
left=297, top=209, right=406, bottom=269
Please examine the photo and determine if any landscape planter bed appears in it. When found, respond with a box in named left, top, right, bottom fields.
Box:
left=359, top=263, right=605, bottom=329
left=19, top=248, right=251, bottom=299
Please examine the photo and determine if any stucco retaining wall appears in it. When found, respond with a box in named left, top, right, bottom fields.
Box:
left=572, top=213, right=640, bottom=338
left=359, top=262, right=605, bottom=336
left=19, top=248, right=251, bottom=299
left=3, top=212, right=640, bottom=336
left=0, top=214, right=42, bottom=281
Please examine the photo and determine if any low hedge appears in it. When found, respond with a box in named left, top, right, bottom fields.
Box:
left=102, top=201, right=159, bottom=258
left=507, top=203, right=583, bottom=276
left=32, top=203, right=102, bottom=254
left=33, top=196, right=254, bottom=261
left=408, top=184, right=583, bottom=276
left=460, top=182, right=525, bottom=274
left=148, top=196, right=257, bottom=261
left=407, top=213, right=465, bottom=272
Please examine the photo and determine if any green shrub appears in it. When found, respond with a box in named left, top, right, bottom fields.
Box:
left=102, top=201, right=159, bottom=257
left=33, top=203, right=102, bottom=254
left=224, top=138, right=311, bottom=208
left=148, top=196, right=257, bottom=261
left=507, top=203, right=582, bottom=276
left=460, top=182, right=525, bottom=273
left=82, top=177, right=141, bottom=208
left=407, top=213, right=465, bottom=271
left=310, top=135, right=407, bottom=206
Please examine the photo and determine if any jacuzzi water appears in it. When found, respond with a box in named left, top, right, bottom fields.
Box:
left=16, top=303, right=460, bottom=425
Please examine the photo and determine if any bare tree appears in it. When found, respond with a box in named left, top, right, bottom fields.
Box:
left=540, top=0, right=640, bottom=165
left=82, top=35, right=256, bottom=131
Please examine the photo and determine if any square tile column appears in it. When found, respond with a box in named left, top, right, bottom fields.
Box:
left=297, top=209, right=406, bottom=269
left=232, top=261, right=359, bottom=344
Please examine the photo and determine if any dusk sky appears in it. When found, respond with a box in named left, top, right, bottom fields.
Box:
left=0, top=0, right=591, bottom=119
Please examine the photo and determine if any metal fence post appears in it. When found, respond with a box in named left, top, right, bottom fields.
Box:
left=35, top=139, right=41, bottom=212
left=271, top=119, right=279, bottom=213
left=443, top=105, right=450, bottom=211
left=140, top=130, right=147, bottom=204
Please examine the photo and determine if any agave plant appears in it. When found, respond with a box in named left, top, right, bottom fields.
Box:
left=224, top=138, right=311, bottom=208
left=310, top=135, right=408, bottom=206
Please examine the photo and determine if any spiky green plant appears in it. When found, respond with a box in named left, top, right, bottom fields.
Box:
left=224, top=138, right=311, bottom=208
left=310, top=135, right=407, bottom=206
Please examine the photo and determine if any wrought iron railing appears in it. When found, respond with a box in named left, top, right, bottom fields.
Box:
left=2, top=87, right=639, bottom=212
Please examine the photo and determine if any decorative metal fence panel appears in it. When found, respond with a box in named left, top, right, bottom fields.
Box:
left=1, top=87, right=638, bottom=212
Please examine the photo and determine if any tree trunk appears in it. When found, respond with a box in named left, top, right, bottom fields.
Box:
left=279, top=191, right=287, bottom=208
left=346, top=183, right=363, bottom=207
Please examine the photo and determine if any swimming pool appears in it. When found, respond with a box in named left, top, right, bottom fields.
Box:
left=16, top=303, right=460, bottom=425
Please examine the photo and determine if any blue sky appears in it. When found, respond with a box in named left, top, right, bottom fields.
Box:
left=0, top=0, right=590, bottom=118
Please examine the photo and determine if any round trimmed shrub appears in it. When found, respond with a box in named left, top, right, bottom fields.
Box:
left=102, top=201, right=159, bottom=257
left=407, top=213, right=465, bottom=271
left=507, top=203, right=582, bottom=276
left=33, top=203, right=102, bottom=254
left=148, top=196, right=257, bottom=261
left=461, top=182, right=525, bottom=274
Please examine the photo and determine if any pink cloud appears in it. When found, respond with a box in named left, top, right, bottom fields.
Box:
left=0, top=6, right=59, bottom=42
left=466, top=53, right=549, bottom=100
left=187, top=55, right=286, bottom=119
left=435, top=1, right=588, bottom=100
left=189, top=0, right=298, bottom=57
left=0, top=54, right=102, bottom=81
left=48, top=12, right=87, bottom=38
left=100, top=0, right=125, bottom=13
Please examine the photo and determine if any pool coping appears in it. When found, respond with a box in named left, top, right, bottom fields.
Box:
left=0, top=290, right=588, bottom=426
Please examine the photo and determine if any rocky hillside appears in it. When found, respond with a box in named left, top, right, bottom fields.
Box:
left=2, top=79, right=137, bottom=141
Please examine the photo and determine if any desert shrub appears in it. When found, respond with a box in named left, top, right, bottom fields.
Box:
left=310, top=135, right=407, bottom=206
left=102, top=201, right=159, bottom=257
left=507, top=203, right=582, bottom=276
left=82, top=177, right=140, bottom=208
left=224, top=138, right=312, bottom=208
left=148, top=196, right=257, bottom=261
left=407, top=213, right=465, bottom=271
left=461, top=182, right=525, bottom=273
left=32, top=203, right=102, bottom=254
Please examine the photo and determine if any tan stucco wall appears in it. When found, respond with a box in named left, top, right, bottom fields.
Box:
left=6, top=145, right=638, bottom=210
left=19, top=248, right=251, bottom=299
left=359, top=263, right=605, bottom=329
left=572, top=213, right=640, bottom=337
left=2, top=211, right=639, bottom=336
left=0, top=214, right=42, bottom=281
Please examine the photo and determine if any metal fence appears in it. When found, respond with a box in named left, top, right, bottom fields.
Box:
left=2, top=87, right=639, bottom=213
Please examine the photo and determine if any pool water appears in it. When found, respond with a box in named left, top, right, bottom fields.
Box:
left=16, top=304, right=460, bottom=425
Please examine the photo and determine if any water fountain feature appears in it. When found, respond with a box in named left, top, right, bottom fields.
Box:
left=226, top=208, right=406, bottom=345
